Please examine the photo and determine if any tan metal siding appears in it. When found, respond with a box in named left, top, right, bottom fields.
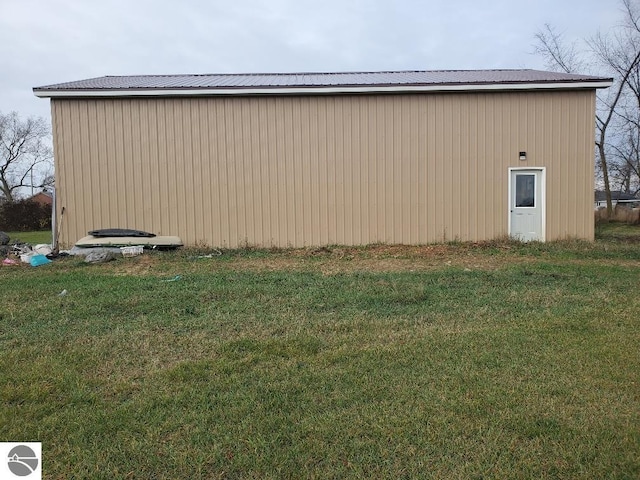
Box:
left=51, top=90, right=596, bottom=248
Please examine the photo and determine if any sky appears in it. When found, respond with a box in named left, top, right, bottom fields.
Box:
left=0, top=0, right=623, bottom=123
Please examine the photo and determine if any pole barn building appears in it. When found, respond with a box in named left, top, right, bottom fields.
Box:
left=34, top=70, right=611, bottom=248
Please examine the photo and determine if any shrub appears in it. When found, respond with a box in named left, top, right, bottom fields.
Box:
left=594, top=205, right=640, bottom=225
left=0, top=199, right=52, bottom=231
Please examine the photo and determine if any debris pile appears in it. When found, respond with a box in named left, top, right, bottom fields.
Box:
left=0, top=231, right=59, bottom=267
left=1, top=228, right=182, bottom=267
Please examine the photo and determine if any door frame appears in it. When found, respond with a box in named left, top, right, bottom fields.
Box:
left=508, top=167, right=546, bottom=242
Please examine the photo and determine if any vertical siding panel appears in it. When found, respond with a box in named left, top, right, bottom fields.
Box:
left=270, top=98, right=279, bottom=246
left=292, top=98, right=303, bottom=245
left=257, top=99, right=269, bottom=245
left=301, top=98, right=313, bottom=245
left=274, top=98, right=285, bottom=246
left=394, top=99, right=404, bottom=242
left=476, top=94, right=486, bottom=239
left=568, top=92, right=579, bottom=237
left=348, top=98, right=357, bottom=244
left=241, top=99, right=252, bottom=244
left=385, top=98, right=395, bottom=242
left=60, top=100, right=73, bottom=244
left=67, top=101, right=80, bottom=235
left=465, top=95, right=475, bottom=240
left=499, top=94, right=510, bottom=234
left=283, top=99, right=294, bottom=246
left=443, top=95, right=453, bottom=241
left=554, top=93, right=563, bottom=239
left=399, top=97, right=410, bottom=243
left=349, top=97, right=356, bottom=244
left=189, top=99, right=202, bottom=243
left=326, top=98, right=336, bottom=244
left=496, top=90, right=504, bottom=186
left=369, top=97, right=380, bottom=242
left=162, top=99, right=182, bottom=238
left=433, top=96, right=443, bottom=240
left=51, top=90, right=597, bottom=248
left=426, top=96, right=436, bottom=242
left=561, top=94, right=571, bottom=238
left=547, top=95, right=558, bottom=237
left=223, top=98, right=235, bottom=245
left=587, top=93, right=596, bottom=239
left=407, top=97, right=416, bottom=243
left=226, top=98, right=238, bottom=246
left=120, top=100, right=133, bottom=229
left=124, top=100, right=135, bottom=229
left=266, top=98, right=280, bottom=246
left=379, top=97, right=387, bottom=241
left=248, top=99, right=258, bottom=244
left=89, top=102, right=101, bottom=233
left=115, top=101, right=127, bottom=228
left=359, top=98, right=370, bottom=244
left=197, top=99, right=210, bottom=244
left=149, top=101, right=162, bottom=235
left=237, top=99, right=246, bottom=245
left=580, top=92, right=591, bottom=238
left=101, top=101, right=114, bottom=229
left=178, top=100, right=190, bottom=242
left=409, top=99, right=417, bottom=243
left=303, top=97, right=313, bottom=245
left=209, top=100, right=224, bottom=246
left=416, top=97, right=427, bottom=242
left=584, top=93, right=594, bottom=239
left=225, top=98, right=238, bottom=246
left=156, top=100, right=167, bottom=235
left=455, top=95, right=463, bottom=239
left=482, top=94, right=490, bottom=238
left=320, top=97, right=329, bottom=245
left=308, top=97, right=319, bottom=245
left=452, top=96, right=462, bottom=240
left=145, top=99, right=156, bottom=234
left=155, top=100, right=167, bottom=234
left=75, top=101, right=91, bottom=232
left=373, top=98, right=382, bottom=241
left=541, top=93, right=552, bottom=237
left=130, top=101, right=143, bottom=230
left=334, top=99, right=345, bottom=243
left=354, top=97, right=362, bottom=245
left=167, top=102, right=179, bottom=236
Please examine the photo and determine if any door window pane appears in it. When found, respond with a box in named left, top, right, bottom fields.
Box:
left=515, top=174, right=535, bottom=207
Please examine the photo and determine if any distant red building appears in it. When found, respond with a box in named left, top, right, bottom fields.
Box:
left=28, top=191, right=53, bottom=207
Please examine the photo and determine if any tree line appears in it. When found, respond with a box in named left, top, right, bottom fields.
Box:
left=0, top=110, right=53, bottom=204
left=534, top=0, right=640, bottom=214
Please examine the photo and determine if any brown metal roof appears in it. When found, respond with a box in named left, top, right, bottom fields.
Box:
left=33, top=69, right=612, bottom=96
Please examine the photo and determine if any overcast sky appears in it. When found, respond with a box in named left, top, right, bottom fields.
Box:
left=0, top=0, right=622, bottom=122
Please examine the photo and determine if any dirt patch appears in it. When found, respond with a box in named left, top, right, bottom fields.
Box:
left=196, top=245, right=537, bottom=274
left=112, top=253, right=159, bottom=276
left=93, top=243, right=640, bottom=277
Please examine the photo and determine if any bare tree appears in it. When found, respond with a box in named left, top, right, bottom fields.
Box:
left=534, top=0, right=640, bottom=216
left=533, top=24, right=585, bottom=73
left=0, top=111, right=53, bottom=203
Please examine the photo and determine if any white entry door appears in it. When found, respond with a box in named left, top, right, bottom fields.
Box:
left=509, top=168, right=545, bottom=242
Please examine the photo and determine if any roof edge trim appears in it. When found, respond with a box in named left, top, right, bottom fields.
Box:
left=34, top=80, right=613, bottom=98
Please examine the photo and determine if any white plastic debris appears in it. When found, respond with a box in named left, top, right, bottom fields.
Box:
left=33, top=244, right=53, bottom=255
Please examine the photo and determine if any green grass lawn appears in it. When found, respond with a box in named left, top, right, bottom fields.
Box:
left=595, top=221, right=640, bottom=240
left=1, top=237, right=639, bottom=479
left=2, top=230, right=52, bottom=245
